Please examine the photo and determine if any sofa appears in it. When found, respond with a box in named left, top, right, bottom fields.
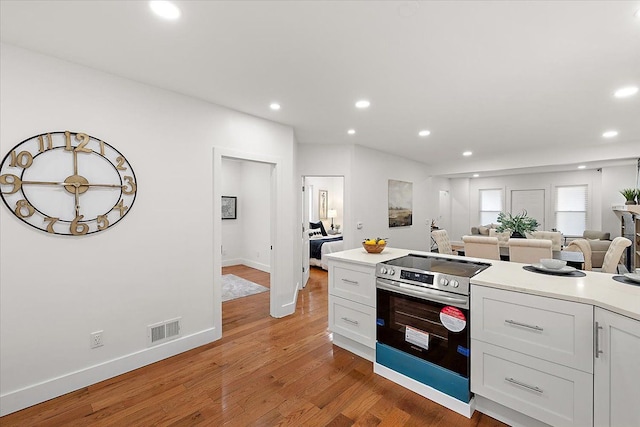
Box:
left=582, top=230, right=612, bottom=268
left=470, top=223, right=499, bottom=236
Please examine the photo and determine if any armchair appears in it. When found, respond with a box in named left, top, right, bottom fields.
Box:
left=582, top=230, right=612, bottom=268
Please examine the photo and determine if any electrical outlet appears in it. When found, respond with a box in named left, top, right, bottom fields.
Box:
left=90, top=331, right=104, bottom=349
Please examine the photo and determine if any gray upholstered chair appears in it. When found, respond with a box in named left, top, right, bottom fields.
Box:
left=462, top=235, right=501, bottom=260
left=531, top=231, right=563, bottom=251
left=565, top=238, right=593, bottom=271
left=508, top=238, right=552, bottom=264
left=583, top=230, right=612, bottom=268
left=598, top=237, right=632, bottom=274
left=432, top=229, right=454, bottom=255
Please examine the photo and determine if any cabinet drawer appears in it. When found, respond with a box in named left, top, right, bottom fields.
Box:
left=329, top=261, right=375, bottom=306
left=471, top=340, right=593, bottom=427
left=471, top=285, right=593, bottom=372
left=329, top=295, right=376, bottom=349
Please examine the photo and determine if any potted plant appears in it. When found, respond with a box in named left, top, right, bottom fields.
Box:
left=620, top=188, right=638, bottom=205
left=496, top=210, right=540, bottom=238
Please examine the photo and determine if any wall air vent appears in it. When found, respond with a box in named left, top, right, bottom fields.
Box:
left=147, top=317, right=181, bottom=346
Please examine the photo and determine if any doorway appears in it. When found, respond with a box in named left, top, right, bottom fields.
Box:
left=301, top=175, right=345, bottom=287
left=213, top=147, right=280, bottom=339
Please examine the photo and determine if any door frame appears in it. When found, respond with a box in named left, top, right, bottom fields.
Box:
left=213, top=147, right=279, bottom=333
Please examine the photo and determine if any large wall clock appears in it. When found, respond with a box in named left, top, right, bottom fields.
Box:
left=0, top=131, right=137, bottom=236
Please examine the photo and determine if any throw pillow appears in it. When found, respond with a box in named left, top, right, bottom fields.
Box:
left=478, top=226, right=490, bottom=235
left=309, top=221, right=328, bottom=236
left=308, top=229, right=324, bottom=238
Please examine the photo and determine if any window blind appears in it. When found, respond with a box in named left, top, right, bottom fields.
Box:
left=479, top=189, right=502, bottom=225
left=555, top=185, right=587, bottom=236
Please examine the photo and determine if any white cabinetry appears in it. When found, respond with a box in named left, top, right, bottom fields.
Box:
left=471, top=285, right=593, bottom=427
left=594, top=307, right=640, bottom=427
left=328, top=259, right=377, bottom=361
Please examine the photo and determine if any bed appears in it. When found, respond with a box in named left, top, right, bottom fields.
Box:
left=308, top=222, right=343, bottom=270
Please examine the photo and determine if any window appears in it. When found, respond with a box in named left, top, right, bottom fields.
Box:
left=555, top=185, right=587, bottom=236
left=479, top=189, right=503, bottom=225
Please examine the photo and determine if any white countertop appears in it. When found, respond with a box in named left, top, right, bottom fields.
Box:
left=327, top=247, right=640, bottom=321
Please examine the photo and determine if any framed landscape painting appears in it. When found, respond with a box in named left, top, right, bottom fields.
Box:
left=388, top=179, right=412, bottom=227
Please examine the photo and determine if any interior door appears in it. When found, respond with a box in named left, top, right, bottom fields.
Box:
left=301, top=177, right=310, bottom=288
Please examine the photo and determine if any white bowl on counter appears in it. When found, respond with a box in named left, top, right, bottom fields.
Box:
left=540, top=258, right=567, bottom=270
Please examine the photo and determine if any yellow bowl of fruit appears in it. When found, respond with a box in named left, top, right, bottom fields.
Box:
left=362, top=238, right=387, bottom=254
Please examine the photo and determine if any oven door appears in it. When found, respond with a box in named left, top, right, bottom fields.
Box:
left=376, top=278, right=470, bottom=378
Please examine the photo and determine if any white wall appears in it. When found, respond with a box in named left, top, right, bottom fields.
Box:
left=601, top=164, right=639, bottom=237
left=220, top=159, right=271, bottom=271
left=298, top=144, right=434, bottom=252
left=240, top=161, right=272, bottom=271
left=448, top=165, right=637, bottom=241
left=221, top=159, right=244, bottom=264
left=0, top=44, right=296, bottom=415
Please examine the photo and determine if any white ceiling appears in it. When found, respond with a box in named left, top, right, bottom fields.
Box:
left=1, top=1, right=639, bottom=177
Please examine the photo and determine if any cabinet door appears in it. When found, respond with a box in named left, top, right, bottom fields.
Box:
left=329, top=261, right=376, bottom=306
left=328, top=295, right=376, bottom=349
left=471, top=339, right=593, bottom=427
left=471, top=285, right=593, bottom=372
left=594, top=308, right=640, bottom=427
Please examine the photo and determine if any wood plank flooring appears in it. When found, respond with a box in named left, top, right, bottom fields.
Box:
left=1, top=265, right=507, bottom=426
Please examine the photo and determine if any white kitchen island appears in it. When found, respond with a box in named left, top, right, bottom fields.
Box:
left=326, top=247, right=640, bottom=427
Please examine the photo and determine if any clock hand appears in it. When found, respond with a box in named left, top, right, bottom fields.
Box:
left=74, top=186, right=80, bottom=217
left=73, top=150, right=78, bottom=175
left=21, top=180, right=71, bottom=186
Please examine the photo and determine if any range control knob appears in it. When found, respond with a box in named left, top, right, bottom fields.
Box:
left=388, top=268, right=395, bottom=275
left=439, top=277, right=449, bottom=286
left=380, top=267, right=387, bottom=275
left=450, top=279, right=459, bottom=288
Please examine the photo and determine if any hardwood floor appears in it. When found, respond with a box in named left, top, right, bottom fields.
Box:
left=1, top=265, right=506, bottom=426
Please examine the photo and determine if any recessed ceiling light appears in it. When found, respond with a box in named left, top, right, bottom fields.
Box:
left=473, top=174, right=480, bottom=178
left=355, top=100, right=370, bottom=109
left=418, top=130, right=431, bottom=137
left=602, top=130, right=618, bottom=138
left=347, top=129, right=356, bottom=135
left=269, top=103, right=281, bottom=111
left=463, top=151, right=472, bottom=156
left=577, top=165, right=586, bottom=169
left=614, top=86, right=638, bottom=98
left=149, top=1, right=181, bottom=20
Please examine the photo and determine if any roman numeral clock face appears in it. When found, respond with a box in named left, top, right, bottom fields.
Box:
left=0, top=131, right=137, bottom=236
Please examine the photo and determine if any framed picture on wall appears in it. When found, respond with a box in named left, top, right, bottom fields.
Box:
left=221, top=196, right=237, bottom=220
left=388, top=179, right=413, bottom=227
left=319, top=189, right=328, bottom=219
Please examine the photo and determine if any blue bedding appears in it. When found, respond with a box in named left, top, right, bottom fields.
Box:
left=310, top=236, right=343, bottom=259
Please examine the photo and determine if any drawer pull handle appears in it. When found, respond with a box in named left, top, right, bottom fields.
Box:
left=595, top=321, right=603, bottom=358
left=341, top=317, right=359, bottom=325
left=341, top=279, right=359, bottom=285
left=505, top=319, right=543, bottom=332
left=505, top=377, right=543, bottom=394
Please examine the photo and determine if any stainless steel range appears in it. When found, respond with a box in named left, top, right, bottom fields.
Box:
left=375, top=253, right=490, bottom=403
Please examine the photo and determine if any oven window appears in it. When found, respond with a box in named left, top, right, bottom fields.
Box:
left=377, top=288, right=470, bottom=377
left=391, top=297, right=450, bottom=340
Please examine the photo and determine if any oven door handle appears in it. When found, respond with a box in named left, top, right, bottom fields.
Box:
left=376, top=279, right=469, bottom=309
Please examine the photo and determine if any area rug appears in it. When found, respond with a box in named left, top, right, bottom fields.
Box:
left=222, top=274, right=269, bottom=302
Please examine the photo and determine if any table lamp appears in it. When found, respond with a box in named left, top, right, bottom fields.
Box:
left=328, top=209, right=337, bottom=230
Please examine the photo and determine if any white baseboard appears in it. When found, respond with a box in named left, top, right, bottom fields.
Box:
left=241, top=259, right=270, bottom=273
left=221, top=258, right=243, bottom=267
left=0, top=328, right=219, bottom=416
left=374, top=362, right=475, bottom=418
left=221, top=258, right=270, bottom=273
left=474, top=395, right=550, bottom=427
